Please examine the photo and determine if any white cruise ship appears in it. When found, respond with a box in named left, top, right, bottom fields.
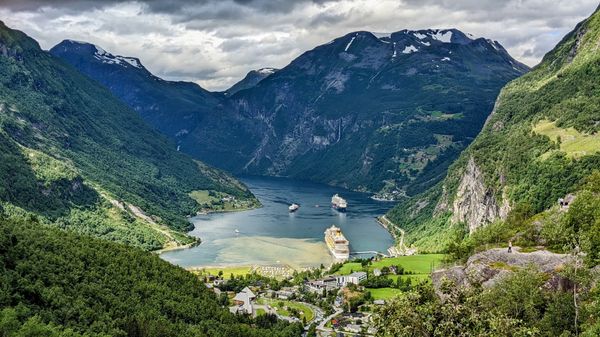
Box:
left=331, top=194, right=347, bottom=212
left=324, top=225, right=350, bottom=260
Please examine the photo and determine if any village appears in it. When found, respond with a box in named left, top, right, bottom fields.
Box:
left=194, top=254, right=444, bottom=336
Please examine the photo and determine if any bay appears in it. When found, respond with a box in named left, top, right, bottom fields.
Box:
left=160, top=176, right=396, bottom=269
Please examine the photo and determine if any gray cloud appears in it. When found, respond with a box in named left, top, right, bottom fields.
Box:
left=0, top=0, right=597, bottom=90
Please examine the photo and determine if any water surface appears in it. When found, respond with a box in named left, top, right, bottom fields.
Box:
left=160, top=176, right=395, bottom=268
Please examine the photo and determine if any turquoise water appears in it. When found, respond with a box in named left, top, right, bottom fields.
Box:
left=160, top=176, right=396, bottom=268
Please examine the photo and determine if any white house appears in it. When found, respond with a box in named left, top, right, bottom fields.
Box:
left=229, top=287, right=256, bottom=315
left=336, top=271, right=367, bottom=287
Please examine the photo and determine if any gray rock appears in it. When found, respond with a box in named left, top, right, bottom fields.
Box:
left=432, top=248, right=578, bottom=297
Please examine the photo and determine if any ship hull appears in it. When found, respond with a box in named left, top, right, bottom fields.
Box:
left=332, top=204, right=347, bottom=212
left=328, top=249, right=350, bottom=260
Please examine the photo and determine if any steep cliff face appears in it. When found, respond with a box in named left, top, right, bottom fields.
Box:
left=451, top=157, right=510, bottom=233
left=386, top=6, right=600, bottom=251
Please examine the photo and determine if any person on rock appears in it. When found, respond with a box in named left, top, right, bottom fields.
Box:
left=508, top=241, right=513, bottom=253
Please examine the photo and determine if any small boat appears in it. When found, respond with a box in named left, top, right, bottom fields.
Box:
left=235, top=229, right=240, bottom=234
left=289, top=203, right=300, bottom=212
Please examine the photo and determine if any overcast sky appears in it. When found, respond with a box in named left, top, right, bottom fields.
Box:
left=0, top=0, right=598, bottom=91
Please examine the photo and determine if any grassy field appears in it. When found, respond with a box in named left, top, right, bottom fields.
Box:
left=189, top=190, right=259, bottom=212
left=370, top=255, right=444, bottom=274
left=336, top=255, right=444, bottom=300
left=533, top=120, right=600, bottom=159
left=367, top=287, right=403, bottom=300
left=336, top=254, right=445, bottom=275
left=258, top=299, right=314, bottom=321
left=189, top=265, right=252, bottom=279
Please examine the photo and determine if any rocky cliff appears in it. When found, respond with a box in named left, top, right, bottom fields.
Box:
left=387, top=6, right=600, bottom=250
left=451, top=157, right=510, bottom=233
left=432, top=248, right=578, bottom=295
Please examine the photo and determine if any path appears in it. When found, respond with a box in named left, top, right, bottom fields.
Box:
left=317, top=308, right=343, bottom=331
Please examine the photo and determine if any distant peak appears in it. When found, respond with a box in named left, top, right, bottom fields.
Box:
left=52, top=40, right=144, bottom=70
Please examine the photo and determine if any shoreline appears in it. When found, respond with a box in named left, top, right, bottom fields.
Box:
left=153, top=239, right=200, bottom=254
left=156, top=201, right=262, bottom=254
left=195, top=199, right=263, bottom=216
left=375, top=215, right=400, bottom=241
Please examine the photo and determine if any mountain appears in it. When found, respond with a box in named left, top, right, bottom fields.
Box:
left=54, top=29, right=528, bottom=198
left=194, top=29, right=529, bottom=197
left=0, top=21, right=256, bottom=251
left=50, top=39, right=223, bottom=141
left=226, top=67, right=278, bottom=95
left=386, top=9, right=600, bottom=251
left=0, top=217, right=302, bottom=336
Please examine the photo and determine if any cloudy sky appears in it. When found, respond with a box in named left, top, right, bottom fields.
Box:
left=0, top=0, right=598, bottom=91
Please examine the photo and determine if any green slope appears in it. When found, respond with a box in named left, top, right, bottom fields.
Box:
left=0, top=217, right=302, bottom=337
left=387, top=6, right=600, bottom=252
left=0, top=21, right=256, bottom=250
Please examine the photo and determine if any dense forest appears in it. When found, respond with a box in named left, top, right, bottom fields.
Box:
left=0, top=217, right=303, bottom=337
left=0, top=21, right=256, bottom=250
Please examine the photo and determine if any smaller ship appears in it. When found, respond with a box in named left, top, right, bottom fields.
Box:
left=289, top=203, right=300, bottom=212
left=235, top=229, right=240, bottom=234
left=331, top=194, right=348, bottom=212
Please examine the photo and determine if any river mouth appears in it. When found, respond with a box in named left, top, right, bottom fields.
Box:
left=160, top=176, right=396, bottom=269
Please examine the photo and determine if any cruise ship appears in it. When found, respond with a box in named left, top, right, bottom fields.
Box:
left=331, top=194, right=347, bottom=212
left=324, top=225, right=350, bottom=260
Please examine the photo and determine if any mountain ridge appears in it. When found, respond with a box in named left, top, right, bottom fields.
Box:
left=0, top=21, right=256, bottom=251
left=53, top=27, right=529, bottom=199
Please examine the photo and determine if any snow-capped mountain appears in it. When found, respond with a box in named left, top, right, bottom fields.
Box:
left=185, top=28, right=528, bottom=197
left=52, top=28, right=529, bottom=197
left=50, top=40, right=221, bottom=141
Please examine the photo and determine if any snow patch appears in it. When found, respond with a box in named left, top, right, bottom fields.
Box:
left=392, top=42, right=397, bottom=58
left=65, top=39, right=89, bottom=45
left=413, top=32, right=427, bottom=40
left=431, top=30, right=453, bottom=43
left=257, top=68, right=277, bottom=75
left=344, top=34, right=357, bottom=52
left=92, top=45, right=143, bottom=69
left=421, top=41, right=431, bottom=46
left=372, top=32, right=391, bottom=39
left=94, top=45, right=108, bottom=56
left=487, top=39, right=501, bottom=51
left=118, top=57, right=142, bottom=69
left=402, top=45, right=418, bottom=54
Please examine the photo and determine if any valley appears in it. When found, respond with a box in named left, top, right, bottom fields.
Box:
left=1, top=2, right=600, bottom=337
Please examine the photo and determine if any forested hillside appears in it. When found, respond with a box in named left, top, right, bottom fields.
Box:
left=0, top=217, right=302, bottom=337
left=387, top=6, right=600, bottom=253
left=0, top=21, right=256, bottom=251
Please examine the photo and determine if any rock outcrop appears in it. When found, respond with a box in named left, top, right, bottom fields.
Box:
left=451, top=157, right=510, bottom=233
left=432, top=248, right=577, bottom=297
